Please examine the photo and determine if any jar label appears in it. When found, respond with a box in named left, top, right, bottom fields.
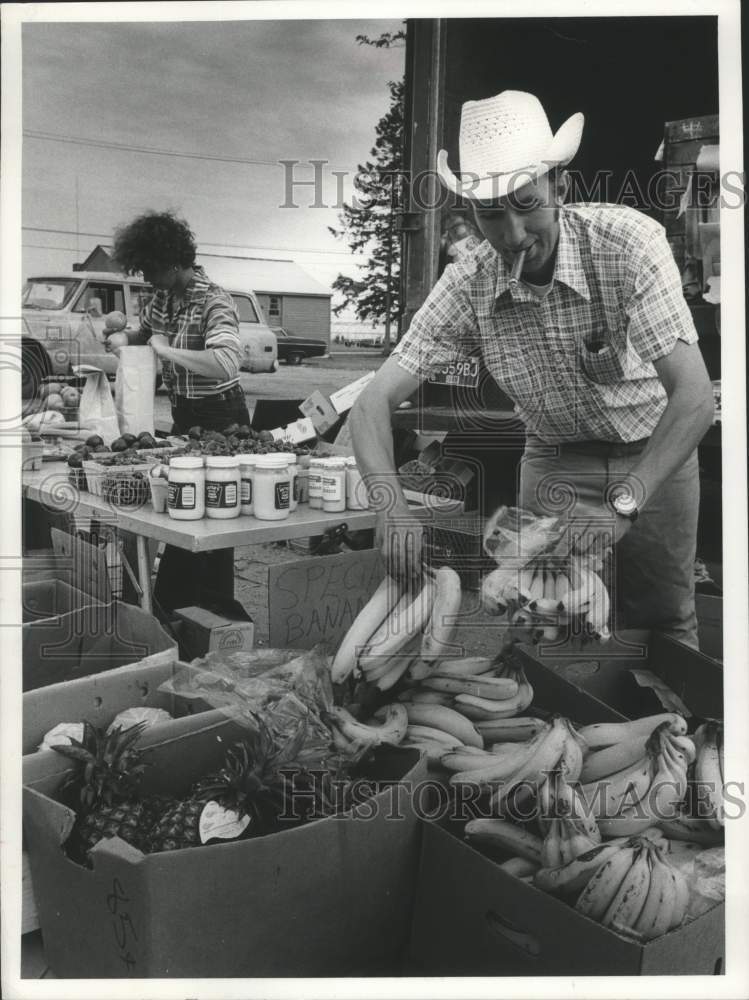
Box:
left=241, top=477, right=253, bottom=504
left=308, top=473, right=323, bottom=496
left=275, top=481, right=290, bottom=510
left=322, top=475, right=344, bottom=500
left=168, top=482, right=196, bottom=510
left=206, top=480, right=238, bottom=508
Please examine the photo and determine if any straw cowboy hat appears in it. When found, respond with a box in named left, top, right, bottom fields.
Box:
left=437, top=90, right=584, bottom=202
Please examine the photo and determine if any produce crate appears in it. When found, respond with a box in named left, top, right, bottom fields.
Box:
left=408, top=819, right=723, bottom=976
left=81, top=458, right=152, bottom=499
left=21, top=658, right=222, bottom=935
left=516, top=630, right=723, bottom=723
left=22, top=579, right=105, bottom=625
left=23, top=599, right=177, bottom=693
left=23, top=721, right=426, bottom=977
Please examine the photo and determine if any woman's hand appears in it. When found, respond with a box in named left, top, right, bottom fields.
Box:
left=148, top=334, right=170, bottom=357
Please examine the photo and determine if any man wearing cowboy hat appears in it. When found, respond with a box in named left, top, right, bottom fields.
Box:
left=349, top=90, right=714, bottom=647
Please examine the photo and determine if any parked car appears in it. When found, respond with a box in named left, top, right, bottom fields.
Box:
left=21, top=272, right=278, bottom=393
left=272, top=327, right=329, bottom=365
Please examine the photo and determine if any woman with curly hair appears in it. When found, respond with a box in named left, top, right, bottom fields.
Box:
left=109, top=210, right=250, bottom=611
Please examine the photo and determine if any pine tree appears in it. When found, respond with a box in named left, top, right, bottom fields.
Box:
left=328, top=30, right=405, bottom=349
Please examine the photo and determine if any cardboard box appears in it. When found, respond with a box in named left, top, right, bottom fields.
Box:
left=23, top=721, right=426, bottom=977
left=518, top=630, right=723, bottom=722
left=696, top=594, right=723, bottom=662
left=174, top=600, right=254, bottom=660
left=329, top=370, right=376, bottom=414
left=22, top=579, right=105, bottom=624
left=408, top=820, right=724, bottom=976
left=299, top=390, right=339, bottom=434
left=22, top=659, right=223, bottom=934
left=23, top=600, right=176, bottom=693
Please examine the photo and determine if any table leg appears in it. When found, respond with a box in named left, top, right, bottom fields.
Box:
left=135, top=535, right=153, bottom=614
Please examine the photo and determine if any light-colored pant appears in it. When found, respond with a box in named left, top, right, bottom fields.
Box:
left=519, top=438, right=700, bottom=648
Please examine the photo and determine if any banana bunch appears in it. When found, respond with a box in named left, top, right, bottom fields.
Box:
left=536, top=768, right=602, bottom=866
left=481, top=556, right=611, bottom=642
left=445, top=716, right=585, bottom=809
left=330, top=567, right=463, bottom=691
left=692, top=720, right=724, bottom=830
left=323, top=703, right=408, bottom=754
left=575, top=839, right=689, bottom=941
left=580, top=719, right=695, bottom=837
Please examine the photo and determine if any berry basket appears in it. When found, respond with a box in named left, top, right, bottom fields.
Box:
left=100, top=469, right=151, bottom=507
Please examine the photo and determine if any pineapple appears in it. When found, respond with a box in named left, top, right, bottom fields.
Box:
left=51, top=721, right=167, bottom=862
left=147, top=715, right=308, bottom=853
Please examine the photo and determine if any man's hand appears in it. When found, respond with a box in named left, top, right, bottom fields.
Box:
left=376, top=505, right=425, bottom=585
left=566, top=501, right=632, bottom=556
left=148, top=334, right=170, bottom=357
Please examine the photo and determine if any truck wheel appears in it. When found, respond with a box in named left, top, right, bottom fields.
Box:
left=287, top=352, right=304, bottom=366
left=21, top=338, right=52, bottom=404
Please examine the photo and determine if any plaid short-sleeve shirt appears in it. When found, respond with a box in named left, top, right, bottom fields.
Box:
left=140, top=266, right=241, bottom=399
left=392, top=204, right=699, bottom=443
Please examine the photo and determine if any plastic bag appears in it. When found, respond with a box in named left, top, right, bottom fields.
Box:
left=482, top=505, right=564, bottom=563
left=158, top=645, right=336, bottom=763
left=78, top=368, right=121, bottom=446
left=667, top=843, right=725, bottom=922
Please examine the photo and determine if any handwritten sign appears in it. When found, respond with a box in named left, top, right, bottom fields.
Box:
left=268, top=549, right=383, bottom=649
left=106, top=876, right=138, bottom=975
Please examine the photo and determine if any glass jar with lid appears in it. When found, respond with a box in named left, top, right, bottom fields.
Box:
left=322, top=458, right=347, bottom=513
left=253, top=453, right=291, bottom=521
left=239, top=455, right=258, bottom=516
left=286, top=454, right=299, bottom=512
left=345, top=456, right=369, bottom=510
left=205, top=456, right=241, bottom=519
left=168, top=456, right=205, bottom=521
left=308, top=458, right=325, bottom=510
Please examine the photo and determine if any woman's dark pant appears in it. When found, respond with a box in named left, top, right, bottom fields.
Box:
left=153, top=386, right=251, bottom=613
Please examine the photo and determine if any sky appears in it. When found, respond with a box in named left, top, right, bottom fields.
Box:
left=19, top=16, right=404, bottom=310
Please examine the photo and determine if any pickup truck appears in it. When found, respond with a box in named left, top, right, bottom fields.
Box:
left=21, top=271, right=279, bottom=395
left=272, top=327, right=329, bottom=365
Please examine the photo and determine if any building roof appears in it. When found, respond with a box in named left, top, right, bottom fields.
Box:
left=73, top=245, right=331, bottom=299
left=197, top=254, right=330, bottom=298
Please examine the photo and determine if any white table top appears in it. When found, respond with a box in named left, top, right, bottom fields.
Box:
left=22, top=464, right=378, bottom=552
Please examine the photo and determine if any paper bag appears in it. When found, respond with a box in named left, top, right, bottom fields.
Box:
left=115, top=346, right=156, bottom=437
left=77, top=368, right=121, bottom=446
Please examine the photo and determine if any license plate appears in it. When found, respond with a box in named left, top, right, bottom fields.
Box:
left=428, top=359, right=480, bottom=388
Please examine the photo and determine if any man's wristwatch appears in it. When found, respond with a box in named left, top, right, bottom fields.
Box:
left=611, top=491, right=639, bottom=522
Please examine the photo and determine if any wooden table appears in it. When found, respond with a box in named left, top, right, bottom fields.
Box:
left=23, top=463, right=379, bottom=613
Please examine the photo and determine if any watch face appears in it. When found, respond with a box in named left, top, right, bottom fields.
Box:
left=614, top=493, right=638, bottom=516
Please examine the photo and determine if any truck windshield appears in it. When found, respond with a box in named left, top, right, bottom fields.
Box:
left=22, top=279, right=80, bottom=310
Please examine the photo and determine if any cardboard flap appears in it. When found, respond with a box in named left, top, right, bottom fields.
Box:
left=51, top=527, right=112, bottom=603
left=628, top=669, right=693, bottom=716
left=23, top=785, right=77, bottom=848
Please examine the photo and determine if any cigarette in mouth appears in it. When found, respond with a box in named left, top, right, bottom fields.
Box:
left=509, top=249, right=527, bottom=288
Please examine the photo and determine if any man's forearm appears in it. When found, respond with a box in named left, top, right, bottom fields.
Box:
left=626, top=385, right=713, bottom=509
left=349, top=396, right=410, bottom=514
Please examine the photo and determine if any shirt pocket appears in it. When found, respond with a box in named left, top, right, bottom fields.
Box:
left=578, top=325, right=629, bottom=384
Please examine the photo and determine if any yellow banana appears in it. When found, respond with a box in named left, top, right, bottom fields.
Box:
left=517, top=565, right=537, bottom=604
left=420, top=566, right=462, bottom=662
left=578, top=713, right=687, bottom=750
left=326, top=703, right=408, bottom=746
left=668, top=733, right=697, bottom=765
left=499, top=856, right=539, bottom=878
left=694, top=721, right=724, bottom=829
left=601, top=844, right=651, bottom=931
left=491, top=716, right=570, bottom=809
left=423, top=674, right=519, bottom=700
left=669, top=858, right=689, bottom=928
left=449, top=745, right=541, bottom=787
left=578, top=564, right=611, bottom=641
left=527, top=565, right=545, bottom=603
left=430, top=655, right=495, bottom=676
left=479, top=717, right=550, bottom=743
left=558, top=722, right=585, bottom=782
left=375, top=655, right=413, bottom=692
left=533, top=837, right=630, bottom=896
left=541, top=818, right=563, bottom=868
left=464, top=818, right=543, bottom=864
left=397, top=689, right=454, bottom=706
left=632, top=848, right=676, bottom=940
left=439, top=747, right=497, bottom=773
left=358, top=577, right=436, bottom=671
left=330, top=574, right=402, bottom=682
left=554, top=571, right=572, bottom=608
left=579, top=733, right=649, bottom=783
left=402, top=737, right=455, bottom=765
left=402, top=703, right=484, bottom=748
left=581, top=755, right=653, bottom=819
left=656, top=814, right=724, bottom=845
left=406, top=724, right=463, bottom=747
left=575, top=845, right=637, bottom=922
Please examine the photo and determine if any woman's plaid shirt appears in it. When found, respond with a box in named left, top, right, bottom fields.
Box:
left=140, top=266, right=241, bottom=399
left=393, top=204, right=699, bottom=443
